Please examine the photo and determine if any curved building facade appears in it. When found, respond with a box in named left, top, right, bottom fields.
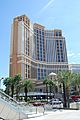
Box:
left=10, top=15, right=68, bottom=80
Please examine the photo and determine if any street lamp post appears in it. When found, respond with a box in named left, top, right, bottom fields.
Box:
left=0, top=77, right=4, bottom=89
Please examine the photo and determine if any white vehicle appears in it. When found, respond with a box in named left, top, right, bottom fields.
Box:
left=49, top=99, right=62, bottom=104
left=76, top=99, right=80, bottom=103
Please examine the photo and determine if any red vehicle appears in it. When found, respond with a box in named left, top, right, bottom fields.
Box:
left=33, top=102, right=44, bottom=106
left=71, top=95, right=80, bottom=101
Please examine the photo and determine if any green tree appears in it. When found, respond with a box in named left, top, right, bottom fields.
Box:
left=4, top=75, right=22, bottom=98
left=43, top=78, right=49, bottom=101
left=10, top=77, right=15, bottom=98
left=3, top=77, right=15, bottom=98
left=23, top=80, right=33, bottom=102
left=48, top=80, right=55, bottom=99
left=14, top=74, right=22, bottom=100
left=3, top=77, right=11, bottom=95
left=72, top=73, right=80, bottom=95
left=57, top=70, right=73, bottom=108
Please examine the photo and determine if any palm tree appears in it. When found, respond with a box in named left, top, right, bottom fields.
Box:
left=3, top=77, right=11, bottom=95
left=3, top=77, right=15, bottom=98
left=72, top=73, right=80, bottom=95
left=10, top=77, right=15, bottom=98
left=13, top=74, right=22, bottom=100
left=43, top=78, right=49, bottom=101
left=4, top=75, right=22, bottom=98
left=57, top=71, right=66, bottom=108
left=48, top=80, right=55, bottom=99
left=57, top=70, right=73, bottom=108
left=77, top=73, right=80, bottom=94
left=23, top=80, right=33, bottom=102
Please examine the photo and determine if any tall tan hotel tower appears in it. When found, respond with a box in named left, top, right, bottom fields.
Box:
left=10, top=15, right=68, bottom=80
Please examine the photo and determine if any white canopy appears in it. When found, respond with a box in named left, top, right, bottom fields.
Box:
left=48, top=72, right=57, bottom=76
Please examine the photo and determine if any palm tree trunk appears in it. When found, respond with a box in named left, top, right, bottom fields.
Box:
left=46, top=84, right=48, bottom=102
left=63, top=82, right=67, bottom=108
left=16, top=88, right=19, bottom=101
left=66, top=86, right=70, bottom=108
left=78, top=85, right=80, bottom=95
left=25, top=87, right=28, bottom=102
left=75, top=84, right=79, bottom=95
left=6, top=85, right=10, bottom=95
left=11, top=84, right=14, bottom=98
left=50, top=85, right=52, bottom=99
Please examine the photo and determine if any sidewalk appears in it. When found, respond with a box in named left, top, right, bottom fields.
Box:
left=24, top=110, right=80, bottom=120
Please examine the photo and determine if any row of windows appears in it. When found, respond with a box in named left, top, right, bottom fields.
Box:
left=57, top=52, right=63, bottom=55
left=38, top=64, right=46, bottom=68
left=26, top=65, right=30, bottom=78
left=37, top=50, right=42, bottom=54
left=56, top=40, right=62, bottom=43
left=57, top=49, right=63, bottom=52
left=37, top=58, right=45, bottom=61
left=55, top=32, right=62, bottom=36
left=45, top=32, right=54, bottom=36
left=37, top=52, right=45, bottom=56
left=34, top=29, right=44, bottom=36
left=36, top=36, right=44, bottom=40
left=57, top=46, right=63, bottom=49
left=36, top=43, right=44, bottom=47
left=38, top=68, right=46, bottom=80
left=45, top=36, right=54, bottom=39
left=37, top=50, right=45, bottom=54
left=57, top=56, right=64, bottom=62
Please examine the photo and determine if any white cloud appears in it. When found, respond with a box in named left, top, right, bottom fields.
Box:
left=38, top=0, right=55, bottom=14
left=67, top=51, right=75, bottom=57
left=68, top=51, right=80, bottom=64
left=70, top=62, right=76, bottom=64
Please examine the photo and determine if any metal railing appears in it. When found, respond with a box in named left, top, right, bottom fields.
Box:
left=0, top=90, right=46, bottom=119
left=0, top=89, right=27, bottom=119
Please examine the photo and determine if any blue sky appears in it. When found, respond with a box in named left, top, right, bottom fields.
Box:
left=0, top=0, right=80, bottom=78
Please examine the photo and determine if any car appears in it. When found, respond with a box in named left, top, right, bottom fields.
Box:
left=49, top=99, right=62, bottom=104
left=76, top=99, right=80, bottom=103
left=32, top=102, right=44, bottom=106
